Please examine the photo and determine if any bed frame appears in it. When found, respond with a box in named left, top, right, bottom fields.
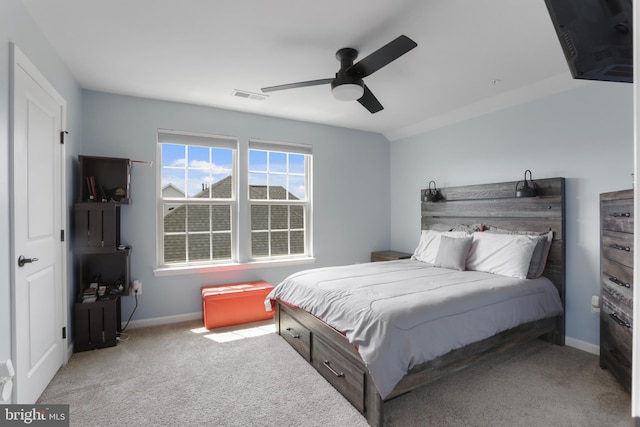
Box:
left=274, top=177, right=566, bottom=426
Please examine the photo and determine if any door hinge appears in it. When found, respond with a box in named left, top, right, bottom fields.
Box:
left=60, top=130, right=68, bottom=144
left=60, top=229, right=65, bottom=242
left=62, top=327, right=66, bottom=339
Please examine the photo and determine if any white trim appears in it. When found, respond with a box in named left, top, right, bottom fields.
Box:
left=124, top=312, right=202, bottom=329
left=157, top=128, right=238, bottom=149
left=10, top=44, right=68, bottom=402
left=249, top=138, right=313, bottom=155
left=153, top=256, right=315, bottom=277
left=384, top=73, right=590, bottom=141
left=565, top=336, right=599, bottom=356
left=633, top=0, right=640, bottom=416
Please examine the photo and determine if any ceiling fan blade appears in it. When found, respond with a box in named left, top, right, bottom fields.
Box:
left=261, top=78, right=333, bottom=93
left=358, top=85, right=383, bottom=114
left=348, top=35, right=417, bottom=78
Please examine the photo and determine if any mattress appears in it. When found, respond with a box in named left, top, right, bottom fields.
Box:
left=265, top=259, right=563, bottom=398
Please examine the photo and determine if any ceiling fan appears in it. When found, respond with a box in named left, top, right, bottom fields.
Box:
left=261, top=35, right=418, bottom=114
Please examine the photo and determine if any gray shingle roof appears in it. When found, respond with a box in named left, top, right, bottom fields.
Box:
left=163, top=176, right=304, bottom=263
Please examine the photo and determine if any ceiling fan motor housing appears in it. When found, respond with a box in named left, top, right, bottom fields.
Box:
left=332, top=48, right=364, bottom=100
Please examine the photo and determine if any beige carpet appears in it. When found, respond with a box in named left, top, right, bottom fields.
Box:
left=38, top=320, right=630, bottom=426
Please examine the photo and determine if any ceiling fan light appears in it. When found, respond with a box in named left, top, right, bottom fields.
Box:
left=332, top=83, right=364, bottom=101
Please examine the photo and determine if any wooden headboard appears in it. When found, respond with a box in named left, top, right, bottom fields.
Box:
left=420, top=177, right=566, bottom=344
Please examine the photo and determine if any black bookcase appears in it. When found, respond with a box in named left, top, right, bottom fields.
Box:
left=73, top=155, right=132, bottom=352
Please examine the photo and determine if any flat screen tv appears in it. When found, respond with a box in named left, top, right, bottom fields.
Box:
left=544, top=0, right=633, bottom=83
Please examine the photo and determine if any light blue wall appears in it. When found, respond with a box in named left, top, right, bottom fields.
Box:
left=80, top=90, right=391, bottom=322
left=2, top=0, right=629, bottom=369
left=390, top=82, right=634, bottom=346
left=0, top=0, right=82, bottom=396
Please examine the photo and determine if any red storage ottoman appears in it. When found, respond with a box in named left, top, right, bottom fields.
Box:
left=201, top=281, right=274, bottom=329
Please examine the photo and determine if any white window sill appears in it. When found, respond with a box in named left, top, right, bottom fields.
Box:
left=153, top=256, right=316, bottom=277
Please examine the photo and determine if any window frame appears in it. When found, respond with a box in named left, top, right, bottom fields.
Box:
left=156, top=130, right=238, bottom=268
left=154, top=132, right=314, bottom=276
left=247, top=141, right=312, bottom=261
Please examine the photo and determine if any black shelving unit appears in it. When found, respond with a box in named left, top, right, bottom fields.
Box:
left=73, top=155, right=132, bottom=352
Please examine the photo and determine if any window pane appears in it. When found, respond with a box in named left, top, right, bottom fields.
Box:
left=251, top=205, right=268, bottom=231
left=213, top=233, right=232, bottom=259
left=269, top=152, right=286, bottom=173
left=212, top=148, right=233, bottom=170
left=252, top=232, right=269, bottom=257
left=187, top=205, right=210, bottom=232
left=162, top=168, right=186, bottom=197
left=187, top=169, right=211, bottom=198
left=290, top=206, right=304, bottom=229
left=212, top=205, right=231, bottom=232
left=271, top=231, right=289, bottom=255
left=164, top=235, right=186, bottom=264
left=164, top=203, right=186, bottom=233
left=271, top=205, right=288, bottom=230
left=288, top=175, right=305, bottom=200
left=289, top=154, right=305, bottom=174
left=188, top=145, right=210, bottom=167
left=249, top=172, right=268, bottom=199
left=249, top=150, right=267, bottom=172
left=269, top=174, right=287, bottom=200
left=211, top=174, right=233, bottom=198
left=188, top=234, right=210, bottom=261
left=291, top=230, right=305, bottom=254
left=161, top=144, right=186, bottom=167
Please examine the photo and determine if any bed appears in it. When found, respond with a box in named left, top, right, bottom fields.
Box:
left=266, top=177, right=565, bottom=426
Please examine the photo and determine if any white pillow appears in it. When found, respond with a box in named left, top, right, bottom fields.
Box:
left=485, top=228, right=554, bottom=278
left=466, top=232, right=538, bottom=279
left=412, top=230, right=470, bottom=264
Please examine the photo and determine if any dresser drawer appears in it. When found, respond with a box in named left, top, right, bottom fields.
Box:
left=602, top=276, right=633, bottom=311
left=600, top=295, right=632, bottom=362
left=601, top=257, right=633, bottom=292
left=601, top=229, right=633, bottom=268
left=312, top=337, right=366, bottom=413
left=600, top=333, right=631, bottom=392
left=279, top=307, right=311, bottom=362
left=601, top=196, right=633, bottom=233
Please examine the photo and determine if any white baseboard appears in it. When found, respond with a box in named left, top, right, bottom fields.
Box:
left=565, top=336, right=599, bottom=355
left=120, top=313, right=602, bottom=356
left=124, top=312, right=202, bottom=329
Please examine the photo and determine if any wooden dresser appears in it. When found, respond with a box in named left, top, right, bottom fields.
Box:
left=600, top=189, right=633, bottom=392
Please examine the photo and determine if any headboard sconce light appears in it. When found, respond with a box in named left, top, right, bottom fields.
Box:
left=424, top=180, right=443, bottom=202
left=515, top=170, right=538, bottom=198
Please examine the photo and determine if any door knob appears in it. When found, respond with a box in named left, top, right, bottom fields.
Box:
left=17, top=256, right=38, bottom=267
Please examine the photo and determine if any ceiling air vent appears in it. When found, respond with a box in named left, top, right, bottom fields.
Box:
left=232, top=89, right=268, bottom=101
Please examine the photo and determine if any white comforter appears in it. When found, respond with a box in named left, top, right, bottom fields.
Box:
left=265, top=259, right=563, bottom=399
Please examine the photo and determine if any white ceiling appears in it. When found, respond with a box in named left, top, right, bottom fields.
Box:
left=20, top=0, right=578, bottom=140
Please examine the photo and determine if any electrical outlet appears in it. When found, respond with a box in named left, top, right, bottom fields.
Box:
left=131, top=280, right=142, bottom=295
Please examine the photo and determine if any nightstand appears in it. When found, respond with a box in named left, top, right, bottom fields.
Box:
left=371, top=250, right=412, bottom=262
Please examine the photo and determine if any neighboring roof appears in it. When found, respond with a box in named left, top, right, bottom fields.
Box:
left=163, top=176, right=303, bottom=263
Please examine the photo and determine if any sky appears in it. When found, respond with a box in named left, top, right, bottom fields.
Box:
left=161, top=144, right=306, bottom=199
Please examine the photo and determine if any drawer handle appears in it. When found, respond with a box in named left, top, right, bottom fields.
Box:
left=609, top=276, right=631, bottom=288
left=611, top=212, right=631, bottom=218
left=610, top=243, right=631, bottom=252
left=609, top=312, right=631, bottom=329
left=285, top=327, right=300, bottom=339
left=610, top=348, right=632, bottom=368
left=323, top=360, right=345, bottom=378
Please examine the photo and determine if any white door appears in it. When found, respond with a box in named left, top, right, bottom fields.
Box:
left=12, top=46, right=67, bottom=403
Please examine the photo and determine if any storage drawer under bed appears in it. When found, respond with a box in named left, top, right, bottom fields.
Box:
left=312, top=336, right=366, bottom=413
left=279, top=306, right=312, bottom=362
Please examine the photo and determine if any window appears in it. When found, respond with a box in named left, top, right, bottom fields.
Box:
left=158, top=131, right=237, bottom=266
left=248, top=140, right=312, bottom=259
left=157, top=132, right=312, bottom=269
